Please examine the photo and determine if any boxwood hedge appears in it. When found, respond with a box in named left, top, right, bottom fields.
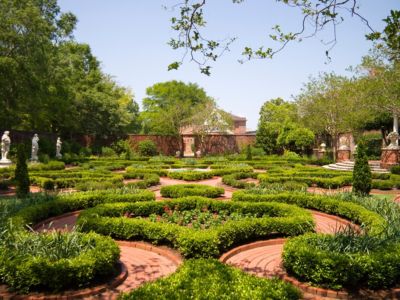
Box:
left=77, top=197, right=314, bottom=258
left=160, top=184, right=224, bottom=198
left=167, top=170, right=214, bottom=181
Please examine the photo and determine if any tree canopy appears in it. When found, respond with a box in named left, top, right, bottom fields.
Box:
left=0, top=0, right=140, bottom=137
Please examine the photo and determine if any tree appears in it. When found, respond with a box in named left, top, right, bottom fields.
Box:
left=15, top=144, right=30, bottom=198
left=141, top=80, right=210, bottom=135
left=256, top=98, right=297, bottom=154
left=352, top=140, right=372, bottom=196
left=167, top=1, right=384, bottom=75
left=284, top=127, right=315, bottom=154
left=296, top=73, right=373, bottom=159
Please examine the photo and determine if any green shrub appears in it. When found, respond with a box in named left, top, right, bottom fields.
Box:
left=0, top=231, right=119, bottom=293
left=120, top=259, right=301, bottom=300
left=222, top=172, right=258, bottom=189
left=101, top=147, right=117, bottom=157
left=246, top=144, right=253, bottom=160
left=125, top=173, right=160, bottom=189
left=160, top=184, right=224, bottom=198
left=283, top=233, right=400, bottom=290
left=352, top=141, right=372, bottom=196
left=391, top=165, right=400, bottom=175
left=168, top=170, right=213, bottom=181
left=372, top=179, right=394, bottom=190
left=77, top=197, right=314, bottom=258
left=15, top=144, right=30, bottom=198
left=138, top=140, right=158, bottom=156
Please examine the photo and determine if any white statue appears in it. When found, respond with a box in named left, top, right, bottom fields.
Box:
left=338, top=136, right=350, bottom=150
left=31, top=134, right=39, bottom=161
left=386, top=131, right=400, bottom=149
left=195, top=150, right=201, bottom=158
left=320, top=143, right=327, bottom=152
left=1, top=131, right=11, bottom=163
left=56, top=137, right=62, bottom=159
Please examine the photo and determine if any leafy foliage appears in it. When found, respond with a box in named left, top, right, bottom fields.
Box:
left=352, top=141, right=372, bottom=196
left=15, top=144, right=30, bottom=198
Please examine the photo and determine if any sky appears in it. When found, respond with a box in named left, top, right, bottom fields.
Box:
left=58, top=0, right=400, bottom=130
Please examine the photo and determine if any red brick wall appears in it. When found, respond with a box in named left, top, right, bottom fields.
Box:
left=128, top=134, right=256, bottom=156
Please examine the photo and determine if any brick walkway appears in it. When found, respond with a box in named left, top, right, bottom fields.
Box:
left=32, top=212, right=181, bottom=299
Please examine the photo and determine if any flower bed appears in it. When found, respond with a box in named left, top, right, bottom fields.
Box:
left=120, top=258, right=301, bottom=300
left=0, top=231, right=119, bottom=293
left=160, top=184, right=224, bottom=198
left=77, top=197, right=314, bottom=258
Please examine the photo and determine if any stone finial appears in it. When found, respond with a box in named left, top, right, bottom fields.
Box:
left=320, top=143, right=326, bottom=152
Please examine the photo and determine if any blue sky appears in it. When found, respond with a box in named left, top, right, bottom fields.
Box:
left=58, top=0, right=399, bottom=130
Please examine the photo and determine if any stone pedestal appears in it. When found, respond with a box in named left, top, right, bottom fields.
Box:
left=337, top=149, right=351, bottom=162
left=0, top=159, right=12, bottom=168
left=183, top=137, right=195, bottom=157
left=317, top=150, right=326, bottom=159
left=380, top=148, right=399, bottom=169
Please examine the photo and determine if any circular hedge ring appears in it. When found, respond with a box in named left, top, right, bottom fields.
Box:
left=160, top=184, right=224, bottom=198
left=0, top=231, right=120, bottom=293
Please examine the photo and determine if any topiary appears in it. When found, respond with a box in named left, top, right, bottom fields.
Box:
left=246, top=144, right=252, bottom=160
left=352, top=140, right=372, bottom=196
left=15, top=144, right=30, bottom=198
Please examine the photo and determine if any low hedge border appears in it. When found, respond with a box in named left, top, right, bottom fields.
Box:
left=10, top=190, right=155, bottom=229
left=123, top=173, right=160, bottom=189
left=0, top=232, right=120, bottom=293
left=222, top=172, right=258, bottom=189
left=167, top=170, right=214, bottom=181
left=120, top=258, right=301, bottom=300
left=283, top=233, right=400, bottom=290
left=77, top=197, right=314, bottom=258
left=232, top=191, right=386, bottom=235
left=125, top=167, right=168, bottom=176
left=160, top=184, right=224, bottom=198
left=258, top=174, right=353, bottom=189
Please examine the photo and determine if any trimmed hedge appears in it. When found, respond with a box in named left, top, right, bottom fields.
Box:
left=258, top=174, right=353, bottom=189
left=120, top=258, right=301, bottom=300
left=232, top=191, right=386, bottom=235
left=125, top=167, right=168, bottom=176
left=160, top=184, right=224, bottom=198
left=167, top=170, right=214, bottom=181
left=222, top=172, right=258, bottom=189
left=11, top=189, right=155, bottom=228
left=77, top=197, right=314, bottom=258
left=283, top=233, right=400, bottom=290
left=0, top=232, right=119, bottom=293
left=125, top=173, right=160, bottom=189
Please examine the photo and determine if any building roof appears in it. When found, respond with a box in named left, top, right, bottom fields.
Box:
left=229, top=113, right=247, bottom=121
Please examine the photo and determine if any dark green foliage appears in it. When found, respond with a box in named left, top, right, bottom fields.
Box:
left=391, top=165, right=400, bottom=175
left=167, top=170, right=213, bottom=181
left=222, top=172, right=258, bottom=189
left=352, top=141, right=372, bottom=196
left=124, top=173, right=160, bottom=189
left=138, top=140, right=158, bottom=156
left=283, top=233, right=400, bottom=290
left=15, top=144, right=30, bottom=198
left=246, top=144, right=252, bottom=160
left=120, top=259, right=301, bottom=300
left=0, top=232, right=119, bottom=293
left=160, top=184, right=224, bottom=198
left=77, top=197, right=314, bottom=258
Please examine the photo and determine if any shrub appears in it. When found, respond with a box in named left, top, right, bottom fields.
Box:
left=168, top=171, right=214, bottom=181
left=125, top=173, right=160, bottom=189
left=15, top=144, right=30, bottom=198
left=120, top=259, right=301, bottom=300
left=138, top=140, right=158, bottom=156
left=352, top=141, right=372, bottom=196
left=0, top=231, right=120, bottom=293
left=371, top=179, right=394, bottom=190
left=246, top=144, right=252, bottom=160
left=78, top=197, right=314, bottom=258
left=391, top=165, right=400, bottom=175
left=222, top=172, right=258, bottom=189
left=160, top=184, right=224, bottom=198
left=101, top=147, right=117, bottom=157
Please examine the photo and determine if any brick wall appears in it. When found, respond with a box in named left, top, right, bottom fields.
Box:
left=128, top=134, right=256, bottom=156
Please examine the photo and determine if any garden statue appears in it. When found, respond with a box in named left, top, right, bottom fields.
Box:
left=31, top=134, right=39, bottom=162
left=56, top=137, right=62, bottom=159
left=338, top=136, right=350, bottom=150
left=196, top=150, right=201, bottom=158
left=175, top=150, right=181, bottom=158
left=386, top=131, right=400, bottom=149
left=1, top=131, right=11, bottom=163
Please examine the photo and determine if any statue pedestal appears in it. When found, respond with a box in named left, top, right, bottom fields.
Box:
left=337, top=149, right=351, bottom=162
left=380, top=148, right=399, bottom=169
left=317, top=150, right=326, bottom=159
left=0, top=159, right=12, bottom=168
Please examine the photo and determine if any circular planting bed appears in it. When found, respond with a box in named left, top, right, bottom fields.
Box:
left=0, top=231, right=120, bottom=293
left=160, top=184, right=224, bottom=198
left=167, top=170, right=214, bottom=181
left=77, top=197, right=314, bottom=258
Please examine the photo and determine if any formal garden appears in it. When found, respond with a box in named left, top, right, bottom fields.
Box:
left=2, top=0, right=400, bottom=299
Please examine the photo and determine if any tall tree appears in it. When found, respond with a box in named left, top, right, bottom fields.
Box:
left=141, top=80, right=210, bottom=135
